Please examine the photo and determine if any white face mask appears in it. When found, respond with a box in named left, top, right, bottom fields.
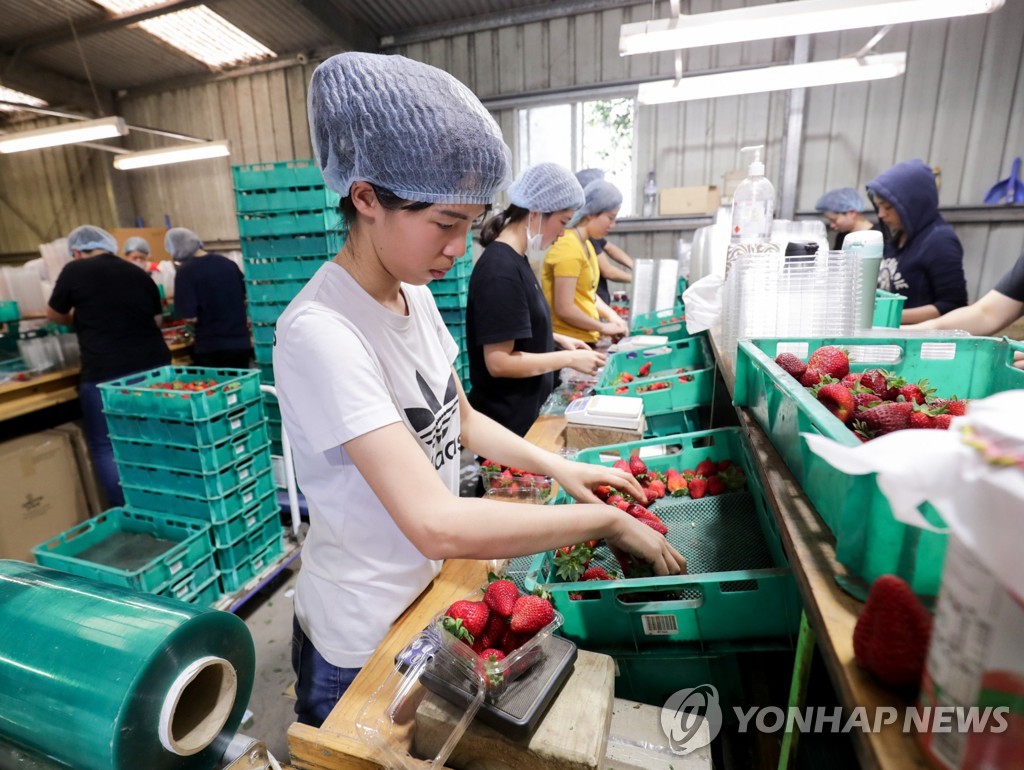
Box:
left=525, top=211, right=544, bottom=253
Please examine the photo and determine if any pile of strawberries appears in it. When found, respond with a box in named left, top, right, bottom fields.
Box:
left=611, top=360, right=695, bottom=395
left=480, top=461, right=552, bottom=495
left=440, top=577, right=555, bottom=687
left=774, top=345, right=969, bottom=440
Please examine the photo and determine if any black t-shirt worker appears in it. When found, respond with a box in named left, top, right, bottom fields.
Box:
left=167, top=227, right=252, bottom=369
left=47, top=225, right=170, bottom=506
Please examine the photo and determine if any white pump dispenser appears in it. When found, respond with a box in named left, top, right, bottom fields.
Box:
left=730, top=145, right=775, bottom=244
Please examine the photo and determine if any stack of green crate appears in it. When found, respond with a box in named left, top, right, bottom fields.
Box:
left=429, top=233, right=474, bottom=386
left=98, top=366, right=284, bottom=596
left=233, top=159, right=348, bottom=454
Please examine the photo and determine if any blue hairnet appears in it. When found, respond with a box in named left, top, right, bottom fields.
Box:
left=67, top=225, right=117, bottom=256
left=123, top=236, right=150, bottom=255
left=164, top=228, right=203, bottom=261
left=815, top=187, right=865, bottom=213
left=575, top=168, right=605, bottom=190
left=568, top=180, right=623, bottom=226
left=508, top=163, right=585, bottom=213
left=308, top=52, right=512, bottom=205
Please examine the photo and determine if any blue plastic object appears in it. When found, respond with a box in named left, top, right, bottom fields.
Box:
left=984, top=157, right=1024, bottom=205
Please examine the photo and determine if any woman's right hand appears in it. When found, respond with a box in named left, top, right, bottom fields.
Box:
left=601, top=318, right=628, bottom=337
left=605, top=511, right=687, bottom=577
left=567, top=348, right=607, bottom=376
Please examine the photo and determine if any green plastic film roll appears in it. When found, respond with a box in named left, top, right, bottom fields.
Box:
left=0, top=560, right=255, bottom=770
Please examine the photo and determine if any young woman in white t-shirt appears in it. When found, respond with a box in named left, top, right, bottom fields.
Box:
left=273, top=52, right=686, bottom=727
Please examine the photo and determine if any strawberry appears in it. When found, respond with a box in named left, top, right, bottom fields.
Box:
left=581, top=566, right=614, bottom=581
left=706, top=476, right=726, bottom=496
left=476, top=648, right=507, bottom=689
left=665, top=469, right=688, bottom=496
left=775, top=353, right=807, bottom=379
left=471, top=613, right=510, bottom=653
left=932, top=414, right=952, bottom=429
left=688, top=476, right=707, bottom=499
left=613, top=459, right=631, bottom=474
left=636, top=515, right=669, bottom=536
left=614, top=551, right=656, bottom=580
left=853, top=575, right=932, bottom=691
left=695, top=459, right=717, bottom=477
left=717, top=459, right=732, bottom=471
left=594, top=484, right=614, bottom=502
left=646, top=479, right=667, bottom=499
left=896, top=379, right=934, bottom=405
left=625, top=502, right=651, bottom=519
left=615, top=386, right=629, bottom=394
left=442, top=600, right=491, bottom=644
left=637, top=362, right=652, bottom=377
left=483, top=579, right=519, bottom=617
left=816, top=382, right=856, bottom=423
left=853, top=391, right=882, bottom=411
left=859, top=368, right=890, bottom=397
left=510, top=595, right=555, bottom=635
left=931, top=396, right=968, bottom=416
left=808, top=345, right=850, bottom=379
left=852, top=401, right=913, bottom=439
left=799, top=366, right=824, bottom=387
left=500, top=628, right=530, bottom=654
left=840, top=373, right=861, bottom=389
left=629, top=456, right=648, bottom=478
left=618, top=372, right=634, bottom=383
left=553, top=543, right=594, bottom=581
left=909, top=410, right=934, bottom=430
left=498, top=469, right=514, bottom=487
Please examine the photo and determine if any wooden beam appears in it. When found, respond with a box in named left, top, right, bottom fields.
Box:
left=0, top=54, right=108, bottom=114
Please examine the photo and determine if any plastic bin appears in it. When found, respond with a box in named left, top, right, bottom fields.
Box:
left=105, top=397, right=265, bottom=446
left=873, top=289, right=906, bottom=328
left=733, top=335, right=1024, bottom=598
left=644, top=407, right=702, bottom=438
left=234, top=185, right=339, bottom=214
left=122, top=466, right=277, bottom=523
left=99, top=366, right=261, bottom=421
left=208, top=489, right=281, bottom=548
left=215, top=512, right=283, bottom=572
left=33, top=508, right=213, bottom=593
left=231, top=159, right=325, bottom=191
left=529, top=429, right=800, bottom=649
left=598, top=335, right=712, bottom=390
left=240, top=232, right=345, bottom=259
left=596, top=363, right=714, bottom=412
left=219, top=535, right=285, bottom=592
left=244, top=279, right=307, bottom=304
left=237, top=209, right=345, bottom=238
left=602, top=646, right=743, bottom=710
left=161, top=572, right=222, bottom=607
left=117, top=452, right=272, bottom=500
left=243, top=256, right=326, bottom=281
left=629, top=305, right=686, bottom=334
left=111, top=425, right=270, bottom=475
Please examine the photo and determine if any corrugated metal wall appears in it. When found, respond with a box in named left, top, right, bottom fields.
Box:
left=1, top=0, right=1022, bottom=300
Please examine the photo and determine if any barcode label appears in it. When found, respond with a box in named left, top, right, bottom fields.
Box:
left=641, top=614, right=679, bottom=636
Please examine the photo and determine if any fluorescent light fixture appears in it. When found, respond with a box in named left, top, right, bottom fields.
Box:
left=113, top=139, right=230, bottom=170
left=0, top=116, right=127, bottom=153
left=637, top=52, right=907, bottom=104
left=621, top=0, right=1004, bottom=55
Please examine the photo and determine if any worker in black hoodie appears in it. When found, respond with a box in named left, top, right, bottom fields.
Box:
left=865, top=159, right=967, bottom=324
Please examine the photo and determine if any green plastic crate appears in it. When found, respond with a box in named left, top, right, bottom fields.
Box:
left=733, top=335, right=1024, bottom=598
left=220, top=535, right=286, bottom=592
left=623, top=321, right=693, bottom=344
left=243, top=256, right=327, bottom=281
left=162, top=572, right=222, bottom=607
left=873, top=289, right=906, bottom=328
left=99, top=366, right=261, bottom=421
left=241, top=232, right=345, bottom=259
left=644, top=407, right=702, bottom=438
left=528, top=429, right=800, bottom=649
left=598, top=336, right=712, bottom=390
left=0, top=300, right=18, bottom=323
left=111, top=424, right=270, bottom=474
left=245, top=279, right=307, bottom=304
left=33, top=508, right=213, bottom=593
left=251, top=322, right=276, bottom=347
left=596, top=363, right=714, bottom=412
left=105, top=397, right=265, bottom=446
left=248, top=302, right=289, bottom=324
left=232, top=159, right=324, bottom=191
left=237, top=209, right=345, bottom=238
left=118, top=450, right=272, bottom=499
left=234, top=185, right=339, bottom=214
left=629, top=305, right=686, bottom=334
left=602, top=647, right=744, bottom=710
left=209, top=489, right=280, bottom=548
left=433, top=292, right=467, bottom=310
left=215, top=511, right=283, bottom=571
left=122, top=467, right=277, bottom=523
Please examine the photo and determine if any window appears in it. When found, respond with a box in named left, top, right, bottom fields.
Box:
left=517, top=98, right=636, bottom=216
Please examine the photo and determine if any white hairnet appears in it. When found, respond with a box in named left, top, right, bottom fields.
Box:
left=67, top=225, right=117, bottom=256
left=308, top=52, right=512, bottom=205
left=164, top=228, right=203, bottom=261
left=508, top=163, right=584, bottom=213
left=568, top=179, right=623, bottom=226
left=815, top=187, right=865, bottom=213
left=575, top=168, right=605, bottom=190
left=123, top=236, right=150, bottom=255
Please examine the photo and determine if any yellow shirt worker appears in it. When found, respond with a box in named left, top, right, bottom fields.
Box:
left=542, top=229, right=602, bottom=343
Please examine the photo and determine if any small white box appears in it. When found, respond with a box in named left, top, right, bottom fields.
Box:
left=564, top=395, right=645, bottom=432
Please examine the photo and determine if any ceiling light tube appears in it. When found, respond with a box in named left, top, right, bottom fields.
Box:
left=620, top=0, right=1004, bottom=55
left=0, top=116, right=127, bottom=153
left=113, top=140, right=230, bottom=170
left=637, top=52, right=907, bottom=104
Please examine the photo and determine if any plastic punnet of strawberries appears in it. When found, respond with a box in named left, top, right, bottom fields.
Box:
left=774, top=345, right=969, bottom=441
left=438, top=577, right=561, bottom=692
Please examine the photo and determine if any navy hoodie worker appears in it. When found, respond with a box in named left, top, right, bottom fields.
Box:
left=865, top=159, right=967, bottom=324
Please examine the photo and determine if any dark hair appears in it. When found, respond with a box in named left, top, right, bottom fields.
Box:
left=339, top=183, right=433, bottom=225
left=479, top=204, right=530, bottom=247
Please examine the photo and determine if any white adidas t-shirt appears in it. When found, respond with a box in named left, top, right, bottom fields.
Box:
left=273, top=261, right=460, bottom=668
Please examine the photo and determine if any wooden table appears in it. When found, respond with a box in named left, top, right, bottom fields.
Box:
left=707, top=329, right=930, bottom=770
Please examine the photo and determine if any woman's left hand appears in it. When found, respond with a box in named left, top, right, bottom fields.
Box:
left=1014, top=351, right=1024, bottom=370
left=551, top=457, right=645, bottom=504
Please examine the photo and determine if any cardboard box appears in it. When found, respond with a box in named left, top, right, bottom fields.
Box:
left=51, top=422, right=107, bottom=516
left=659, top=186, right=721, bottom=216
left=565, top=423, right=645, bottom=452
left=110, top=226, right=171, bottom=261
left=0, top=432, right=89, bottom=562
left=721, top=170, right=748, bottom=201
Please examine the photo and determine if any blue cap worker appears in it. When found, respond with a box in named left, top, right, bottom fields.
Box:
left=468, top=162, right=604, bottom=438
left=866, top=159, right=967, bottom=324
left=574, top=168, right=634, bottom=304
left=46, top=225, right=170, bottom=506
left=272, top=52, right=685, bottom=727
left=167, top=227, right=252, bottom=369
left=814, top=187, right=879, bottom=250
left=123, top=236, right=153, bottom=269
left=542, top=179, right=629, bottom=344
